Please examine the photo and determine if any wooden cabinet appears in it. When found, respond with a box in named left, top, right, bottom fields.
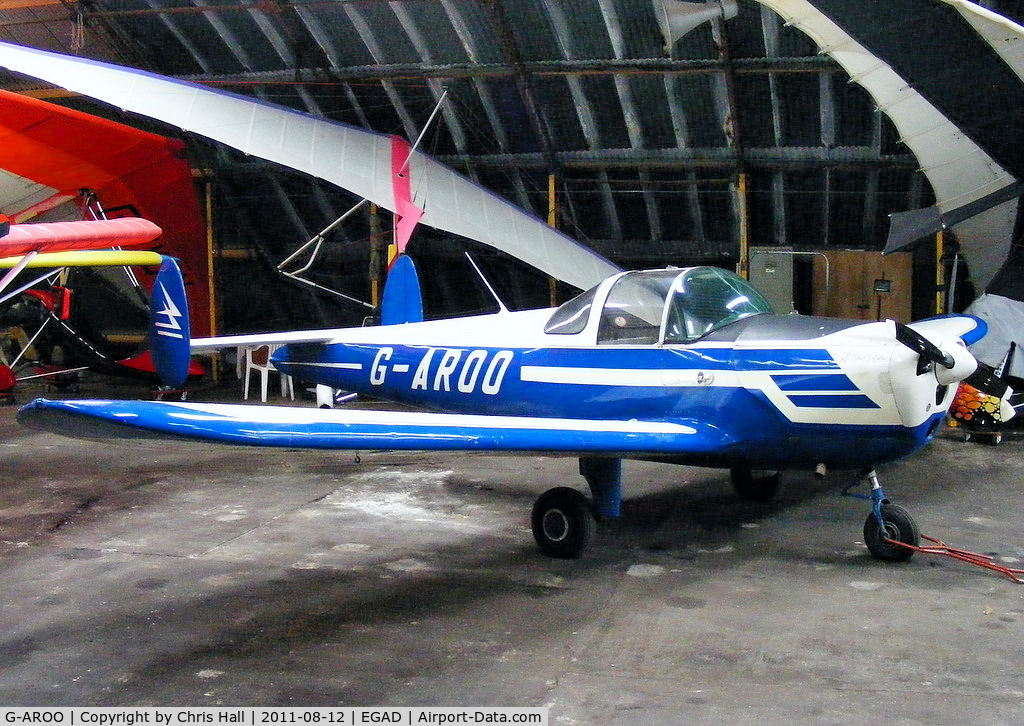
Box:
left=812, top=250, right=912, bottom=322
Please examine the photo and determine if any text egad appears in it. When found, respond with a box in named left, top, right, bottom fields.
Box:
left=2, top=709, right=547, bottom=726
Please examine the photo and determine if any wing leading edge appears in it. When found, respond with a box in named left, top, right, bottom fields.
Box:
left=17, top=398, right=728, bottom=456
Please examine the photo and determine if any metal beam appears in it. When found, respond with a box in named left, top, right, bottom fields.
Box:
left=207, top=145, right=918, bottom=175
left=483, top=0, right=559, bottom=173
left=164, top=56, right=838, bottom=87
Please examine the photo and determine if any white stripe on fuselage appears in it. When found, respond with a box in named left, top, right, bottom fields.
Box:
left=276, top=314, right=910, bottom=427
left=520, top=366, right=722, bottom=387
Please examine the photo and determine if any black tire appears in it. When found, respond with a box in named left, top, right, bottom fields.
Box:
left=730, top=468, right=781, bottom=503
left=531, top=487, right=596, bottom=559
left=863, top=503, right=919, bottom=562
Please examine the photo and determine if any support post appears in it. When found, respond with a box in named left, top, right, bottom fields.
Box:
left=548, top=172, right=558, bottom=307
left=369, top=203, right=383, bottom=309
left=204, top=177, right=220, bottom=382
left=737, top=172, right=749, bottom=279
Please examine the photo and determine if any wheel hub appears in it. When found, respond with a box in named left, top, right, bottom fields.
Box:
left=542, top=509, right=570, bottom=543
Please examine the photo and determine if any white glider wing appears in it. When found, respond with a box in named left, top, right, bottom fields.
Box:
left=0, top=41, right=619, bottom=292
left=757, top=0, right=1024, bottom=289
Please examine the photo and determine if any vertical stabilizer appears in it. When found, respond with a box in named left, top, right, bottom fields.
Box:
left=149, top=257, right=192, bottom=388
left=380, top=254, right=424, bottom=325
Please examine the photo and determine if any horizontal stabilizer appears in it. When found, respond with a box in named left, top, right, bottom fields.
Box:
left=885, top=183, right=1024, bottom=254
left=189, top=330, right=342, bottom=352
left=884, top=207, right=944, bottom=254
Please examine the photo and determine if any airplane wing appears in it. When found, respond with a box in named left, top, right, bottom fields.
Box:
left=0, top=41, right=620, bottom=292
left=0, top=217, right=162, bottom=256
left=17, top=398, right=730, bottom=457
left=907, top=315, right=987, bottom=346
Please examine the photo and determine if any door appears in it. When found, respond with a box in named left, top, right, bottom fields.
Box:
left=812, top=250, right=912, bottom=322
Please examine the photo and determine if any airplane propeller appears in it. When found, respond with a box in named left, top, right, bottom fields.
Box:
left=895, top=322, right=956, bottom=374
left=894, top=321, right=1019, bottom=431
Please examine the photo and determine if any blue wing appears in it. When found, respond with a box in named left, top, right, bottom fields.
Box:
left=17, top=398, right=732, bottom=457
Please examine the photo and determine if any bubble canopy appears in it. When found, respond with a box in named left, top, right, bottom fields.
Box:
left=544, top=267, right=774, bottom=345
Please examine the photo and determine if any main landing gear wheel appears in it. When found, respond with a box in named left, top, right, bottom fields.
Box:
left=531, top=487, right=596, bottom=559
left=730, top=468, right=781, bottom=503
left=863, top=503, right=920, bottom=562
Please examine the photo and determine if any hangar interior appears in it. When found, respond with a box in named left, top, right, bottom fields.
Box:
left=4, top=0, right=1020, bottom=344
left=6, top=3, right=1024, bottom=719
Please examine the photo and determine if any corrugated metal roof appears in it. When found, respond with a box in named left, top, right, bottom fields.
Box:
left=2, top=0, right=1014, bottom=330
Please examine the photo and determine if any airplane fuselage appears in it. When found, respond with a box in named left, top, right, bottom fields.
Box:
left=272, top=307, right=966, bottom=472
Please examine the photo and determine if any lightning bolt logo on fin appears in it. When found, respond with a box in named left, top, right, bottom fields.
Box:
left=154, top=281, right=184, bottom=339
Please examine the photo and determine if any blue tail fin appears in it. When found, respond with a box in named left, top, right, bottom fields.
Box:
left=380, top=254, right=424, bottom=325
left=149, top=256, right=192, bottom=388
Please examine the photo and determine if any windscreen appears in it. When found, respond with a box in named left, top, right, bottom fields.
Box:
left=663, top=267, right=773, bottom=343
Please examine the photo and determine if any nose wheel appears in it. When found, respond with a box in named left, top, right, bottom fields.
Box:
left=863, top=502, right=919, bottom=562
left=844, top=468, right=921, bottom=562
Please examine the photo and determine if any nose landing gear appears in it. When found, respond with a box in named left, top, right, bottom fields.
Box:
left=843, top=468, right=921, bottom=562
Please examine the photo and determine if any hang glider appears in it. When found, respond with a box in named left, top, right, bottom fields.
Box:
left=0, top=216, right=162, bottom=295
left=0, top=88, right=211, bottom=336
left=20, top=265, right=1009, bottom=562
left=0, top=42, right=620, bottom=294
left=3, top=5, right=1023, bottom=293
left=0, top=220, right=202, bottom=394
left=752, top=0, right=1024, bottom=292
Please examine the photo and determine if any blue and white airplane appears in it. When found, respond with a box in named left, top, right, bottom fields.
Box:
left=18, top=262, right=1008, bottom=561
left=0, top=40, right=1011, bottom=562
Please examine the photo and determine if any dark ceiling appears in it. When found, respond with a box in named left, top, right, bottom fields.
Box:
left=1, top=0, right=1022, bottom=331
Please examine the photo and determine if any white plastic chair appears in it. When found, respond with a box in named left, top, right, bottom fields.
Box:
left=315, top=383, right=335, bottom=408
left=242, top=344, right=294, bottom=402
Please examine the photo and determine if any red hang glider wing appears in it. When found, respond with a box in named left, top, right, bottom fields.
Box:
left=0, top=89, right=211, bottom=336
left=0, top=217, right=162, bottom=256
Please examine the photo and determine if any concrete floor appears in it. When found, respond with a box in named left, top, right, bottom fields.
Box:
left=2, top=376, right=1024, bottom=723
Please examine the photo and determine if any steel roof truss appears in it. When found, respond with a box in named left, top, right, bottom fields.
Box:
left=194, top=0, right=254, bottom=72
